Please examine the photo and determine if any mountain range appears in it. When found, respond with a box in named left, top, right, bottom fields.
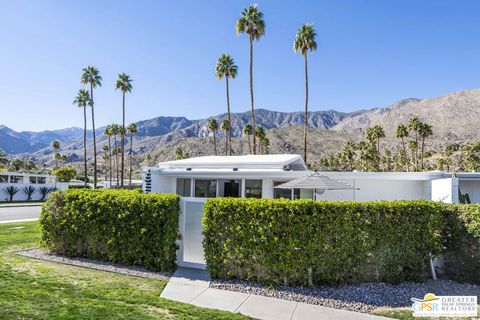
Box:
left=2, top=88, right=480, bottom=164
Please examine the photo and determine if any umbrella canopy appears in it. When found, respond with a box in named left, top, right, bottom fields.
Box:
left=274, top=172, right=359, bottom=191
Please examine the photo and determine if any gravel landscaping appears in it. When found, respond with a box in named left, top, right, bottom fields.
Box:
left=16, top=249, right=172, bottom=281
left=211, top=278, right=480, bottom=313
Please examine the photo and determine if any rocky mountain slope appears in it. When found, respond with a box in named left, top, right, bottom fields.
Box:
left=2, top=88, right=480, bottom=165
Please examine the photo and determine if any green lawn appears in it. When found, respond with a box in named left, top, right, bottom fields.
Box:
left=0, top=221, right=249, bottom=319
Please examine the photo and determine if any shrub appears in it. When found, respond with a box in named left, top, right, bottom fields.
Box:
left=441, top=204, right=480, bottom=283
left=67, top=184, right=91, bottom=189
left=52, top=166, right=77, bottom=182
left=40, top=189, right=180, bottom=271
left=203, top=198, right=446, bottom=286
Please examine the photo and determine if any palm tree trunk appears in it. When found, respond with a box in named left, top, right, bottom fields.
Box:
left=303, top=53, right=309, bottom=163
left=213, top=132, right=217, bottom=155
left=225, top=132, right=228, bottom=156
left=226, top=77, right=232, bottom=156
left=249, top=33, right=256, bottom=155
left=421, top=137, right=425, bottom=171
left=414, top=131, right=418, bottom=171
left=247, top=134, right=251, bottom=154
left=401, top=137, right=408, bottom=172
left=114, top=136, right=119, bottom=187
left=108, top=136, right=112, bottom=186
left=129, top=134, right=133, bottom=188
left=121, top=92, right=125, bottom=188
left=83, top=106, right=87, bottom=187
left=90, top=84, right=97, bottom=188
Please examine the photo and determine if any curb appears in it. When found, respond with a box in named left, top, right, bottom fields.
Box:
left=0, top=218, right=39, bottom=224
left=0, top=204, right=42, bottom=208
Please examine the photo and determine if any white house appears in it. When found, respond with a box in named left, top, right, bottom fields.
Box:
left=0, top=172, right=68, bottom=202
left=142, top=154, right=479, bottom=269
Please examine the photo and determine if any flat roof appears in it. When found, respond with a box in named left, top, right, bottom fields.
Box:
left=157, top=154, right=308, bottom=171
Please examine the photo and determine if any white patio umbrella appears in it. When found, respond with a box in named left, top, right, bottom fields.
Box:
left=274, top=172, right=358, bottom=195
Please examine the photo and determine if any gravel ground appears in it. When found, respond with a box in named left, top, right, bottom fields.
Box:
left=211, top=278, right=480, bottom=313
left=16, top=249, right=172, bottom=281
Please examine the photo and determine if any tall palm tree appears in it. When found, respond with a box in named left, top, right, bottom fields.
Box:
left=419, top=122, right=433, bottom=171
left=81, top=66, right=102, bottom=188
left=73, top=88, right=92, bottom=186
left=408, top=116, right=421, bottom=171
left=115, top=73, right=133, bottom=188
left=255, top=126, right=266, bottom=154
left=0, top=150, right=8, bottom=168
left=372, top=125, right=385, bottom=155
left=127, top=123, right=138, bottom=188
left=207, top=118, right=219, bottom=155
left=220, top=119, right=230, bottom=156
left=294, top=23, right=317, bottom=163
left=236, top=4, right=265, bottom=155
left=104, top=125, right=114, bottom=186
left=51, top=140, right=60, bottom=168
left=111, top=124, right=121, bottom=186
left=407, top=140, right=417, bottom=171
left=396, top=123, right=409, bottom=171
left=243, top=123, right=253, bottom=154
left=215, top=54, right=238, bottom=156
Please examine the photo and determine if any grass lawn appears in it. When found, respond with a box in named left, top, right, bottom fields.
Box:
left=0, top=221, right=249, bottom=319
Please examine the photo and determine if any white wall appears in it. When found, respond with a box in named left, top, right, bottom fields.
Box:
left=0, top=182, right=66, bottom=202
left=431, top=178, right=458, bottom=203
left=458, top=180, right=480, bottom=203
left=316, top=179, right=431, bottom=202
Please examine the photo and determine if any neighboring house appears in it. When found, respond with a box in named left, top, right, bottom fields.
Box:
left=0, top=172, right=68, bottom=201
left=142, top=154, right=478, bottom=269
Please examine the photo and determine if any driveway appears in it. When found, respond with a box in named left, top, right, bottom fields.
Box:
left=0, top=205, right=42, bottom=223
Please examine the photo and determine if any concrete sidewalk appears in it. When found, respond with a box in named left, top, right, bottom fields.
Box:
left=160, top=268, right=391, bottom=320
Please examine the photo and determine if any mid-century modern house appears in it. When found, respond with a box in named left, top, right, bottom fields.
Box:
left=142, top=154, right=480, bottom=269
left=0, top=172, right=67, bottom=202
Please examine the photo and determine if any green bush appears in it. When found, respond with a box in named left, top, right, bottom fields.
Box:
left=441, top=204, right=480, bottom=283
left=40, top=189, right=180, bottom=271
left=203, top=198, right=446, bottom=286
left=67, top=185, right=91, bottom=189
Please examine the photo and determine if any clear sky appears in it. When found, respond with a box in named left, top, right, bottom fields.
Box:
left=1, top=0, right=479, bottom=131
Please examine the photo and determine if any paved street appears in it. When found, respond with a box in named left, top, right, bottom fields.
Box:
left=0, top=205, right=41, bottom=223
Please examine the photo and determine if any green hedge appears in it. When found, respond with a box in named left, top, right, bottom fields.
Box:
left=203, top=198, right=446, bottom=285
left=442, top=204, right=480, bottom=283
left=67, top=185, right=91, bottom=189
left=40, top=189, right=180, bottom=271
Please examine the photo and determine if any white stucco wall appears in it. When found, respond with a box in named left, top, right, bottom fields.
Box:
left=431, top=178, right=458, bottom=203
left=315, top=179, right=431, bottom=202
left=0, top=182, right=66, bottom=202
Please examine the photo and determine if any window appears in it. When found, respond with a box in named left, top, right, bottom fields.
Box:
left=37, top=177, right=46, bottom=184
left=29, top=177, right=37, bottom=184
left=176, top=178, right=192, bottom=197
left=273, top=182, right=314, bottom=200
left=194, top=179, right=217, bottom=198
left=245, top=179, right=262, bottom=198
left=10, top=175, right=23, bottom=184
left=0, top=175, right=7, bottom=183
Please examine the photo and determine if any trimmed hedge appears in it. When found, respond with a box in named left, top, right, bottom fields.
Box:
left=442, top=204, right=480, bottom=283
left=203, top=198, right=446, bottom=285
left=40, top=189, right=180, bottom=271
left=67, top=185, right=91, bottom=189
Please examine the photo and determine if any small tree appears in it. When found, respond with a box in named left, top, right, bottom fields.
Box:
left=52, top=166, right=77, bottom=182
left=23, top=185, right=36, bottom=201
left=4, top=186, right=19, bottom=201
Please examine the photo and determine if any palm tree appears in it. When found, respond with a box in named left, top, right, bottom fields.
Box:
left=51, top=140, right=60, bottom=168
left=372, top=125, right=385, bottom=155
left=408, top=116, right=421, bottom=170
left=103, top=125, right=114, bottom=186
left=81, top=66, right=102, bottom=188
left=220, top=119, right=230, bottom=156
left=236, top=4, right=265, bottom=155
left=73, top=88, right=92, bottom=186
left=396, top=124, right=409, bottom=171
left=294, top=23, right=317, bottom=163
left=419, top=122, right=433, bottom=171
left=243, top=123, right=253, bottom=154
left=115, top=73, right=133, bottom=188
left=0, top=150, right=8, bottom=168
left=111, top=124, right=121, bottom=186
left=216, top=54, right=238, bottom=155
left=341, top=140, right=356, bottom=171
left=207, top=118, right=219, bottom=155
left=254, top=126, right=266, bottom=154
left=407, top=140, right=417, bottom=171
left=127, top=123, right=138, bottom=187
left=102, top=145, right=109, bottom=182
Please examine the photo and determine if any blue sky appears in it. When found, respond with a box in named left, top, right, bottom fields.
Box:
left=1, top=0, right=480, bottom=131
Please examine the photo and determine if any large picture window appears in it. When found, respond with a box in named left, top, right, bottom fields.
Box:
left=0, top=175, right=8, bottom=183
left=245, top=179, right=262, bottom=198
left=10, top=175, right=23, bottom=184
left=176, top=178, right=192, bottom=197
left=194, top=179, right=217, bottom=198
left=273, top=181, right=314, bottom=200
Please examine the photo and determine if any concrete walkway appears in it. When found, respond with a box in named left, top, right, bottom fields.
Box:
left=0, top=205, right=41, bottom=224
left=161, top=268, right=391, bottom=320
